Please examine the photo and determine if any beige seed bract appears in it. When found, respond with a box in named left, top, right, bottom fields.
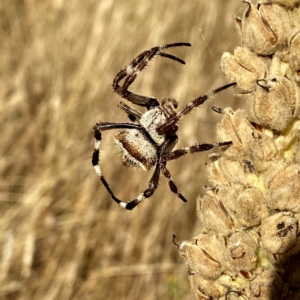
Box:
left=179, top=1, right=300, bottom=299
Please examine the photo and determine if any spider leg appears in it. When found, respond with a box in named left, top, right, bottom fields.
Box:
left=92, top=122, right=160, bottom=210
left=94, top=122, right=157, bottom=145
left=159, top=141, right=231, bottom=203
left=118, top=101, right=143, bottom=122
left=164, top=141, right=232, bottom=162
left=92, top=127, right=122, bottom=205
left=157, top=82, right=236, bottom=134
left=160, top=160, right=187, bottom=203
left=124, top=159, right=161, bottom=210
left=113, top=42, right=191, bottom=108
left=159, top=135, right=186, bottom=202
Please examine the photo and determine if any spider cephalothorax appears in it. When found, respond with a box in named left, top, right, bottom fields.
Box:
left=92, top=42, right=235, bottom=210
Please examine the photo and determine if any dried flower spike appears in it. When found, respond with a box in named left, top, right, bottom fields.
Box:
left=179, top=0, right=300, bottom=299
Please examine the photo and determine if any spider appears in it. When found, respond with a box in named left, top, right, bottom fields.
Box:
left=92, top=42, right=235, bottom=210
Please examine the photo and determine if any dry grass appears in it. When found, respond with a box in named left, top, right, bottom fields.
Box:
left=0, top=1, right=240, bottom=299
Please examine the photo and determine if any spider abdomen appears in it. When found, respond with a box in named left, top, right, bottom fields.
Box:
left=114, top=129, right=157, bottom=171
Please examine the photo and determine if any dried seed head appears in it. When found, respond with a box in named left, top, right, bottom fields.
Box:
left=250, top=269, right=284, bottom=300
left=258, top=0, right=300, bottom=7
left=210, top=186, right=268, bottom=230
left=216, top=108, right=253, bottom=157
left=207, top=156, right=246, bottom=186
left=180, top=234, right=251, bottom=299
left=233, top=187, right=268, bottom=228
left=265, top=162, right=300, bottom=212
left=219, top=291, right=248, bottom=300
left=246, top=76, right=297, bottom=131
left=180, top=233, right=228, bottom=280
left=260, top=212, right=298, bottom=254
left=197, top=188, right=235, bottom=235
left=227, top=232, right=258, bottom=272
left=188, top=274, right=227, bottom=300
left=216, top=108, right=279, bottom=171
left=181, top=0, right=300, bottom=298
left=275, top=120, right=300, bottom=161
left=220, top=47, right=268, bottom=91
left=236, top=2, right=290, bottom=55
left=268, top=51, right=290, bottom=78
left=289, top=28, right=300, bottom=82
left=258, top=3, right=291, bottom=47
left=207, top=154, right=257, bottom=186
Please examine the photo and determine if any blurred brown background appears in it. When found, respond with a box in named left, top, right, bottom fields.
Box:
left=0, top=1, right=241, bottom=299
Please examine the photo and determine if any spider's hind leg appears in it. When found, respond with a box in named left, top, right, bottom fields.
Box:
left=92, top=127, right=124, bottom=206
left=159, top=136, right=187, bottom=203
left=123, top=160, right=161, bottom=210
left=159, top=141, right=232, bottom=203
left=92, top=123, right=161, bottom=210
left=160, top=160, right=187, bottom=203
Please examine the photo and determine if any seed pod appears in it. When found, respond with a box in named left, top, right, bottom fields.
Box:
left=227, top=232, right=258, bottom=272
left=289, top=28, right=300, bottom=82
left=258, top=0, right=300, bottom=7
left=228, top=187, right=268, bottom=228
left=188, top=274, right=227, bottom=300
left=260, top=212, right=298, bottom=254
left=265, top=162, right=300, bottom=212
left=200, top=186, right=268, bottom=232
left=246, top=76, right=296, bottom=131
left=219, top=291, right=248, bottom=300
left=207, top=154, right=256, bottom=186
left=220, top=47, right=268, bottom=91
left=197, top=188, right=235, bottom=235
left=180, top=233, right=228, bottom=280
left=216, top=108, right=278, bottom=171
left=236, top=1, right=290, bottom=55
left=250, top=270, right=284, bottom=300
left=216, top=108, right=253, bottom=157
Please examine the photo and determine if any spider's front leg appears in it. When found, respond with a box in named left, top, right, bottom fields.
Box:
left=165, top=141, right=232, bottom=162
left=157, top=82, right=236, bottom=135
left=112, top=42, right=191, bottom=109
